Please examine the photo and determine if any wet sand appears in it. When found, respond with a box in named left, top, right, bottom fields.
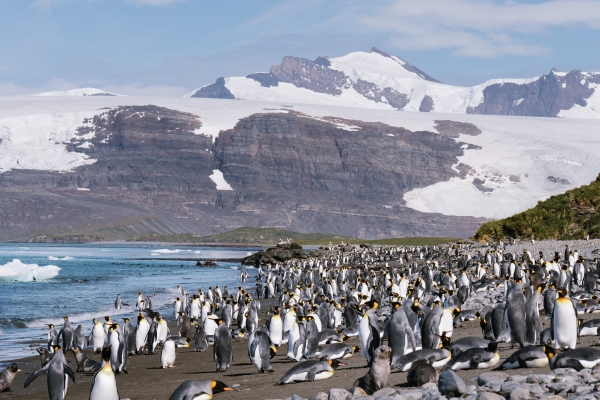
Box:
left=2, top=304, right=600, bottom=400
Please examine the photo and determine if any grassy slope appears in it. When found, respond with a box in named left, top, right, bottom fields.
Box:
left=132, top=227, right=459, bottom=246
left=475, top=174, right=600, bottom=241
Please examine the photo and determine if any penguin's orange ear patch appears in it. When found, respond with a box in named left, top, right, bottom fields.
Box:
left=211, top=380, right=217, bottom=388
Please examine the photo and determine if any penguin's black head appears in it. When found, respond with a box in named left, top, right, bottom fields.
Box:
left=123, top=318, right=129, bottom=322
left=7, top=364, right=20, bottom=373
left=211, top=380, right=234, bottom=394
left=487, top=341, right=499, bottom=352
left=63, top=316, right=68, bottom=320
left=543, top=344, right=557, bottom=359
left=557, top=287, right=568, bottom=297
left=53, top=345, right=61, bottom=352
left=329, top=359, right=345, bottom=369
left=101, top=346, right=112, bottom=362
left=391, top=302, right=401, bottom=310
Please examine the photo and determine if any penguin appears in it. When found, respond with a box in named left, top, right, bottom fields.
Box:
left=108, top=324, right=127, bottom=374
left=174, top=297, right=182, bottom=317
left=318, top=343, right=359, bottom=360
left=103, top=316, right=113, bottom=334
left=406, top=359, right=439, bottom=387
left=46, top=324, right=58, bottom=352
left=385, top=302, right=416, bottom=367
left=168, top=380, right=233, bottom=400
left=91, top=319, right=106, bottom=354
left=304, top=315, right=320, bottom=359
left=24, top=346, right=75, bottom=400
left=193, top=323, right=209, bottom=352
left=147, top=316, right=159, bottom=355
left=73, top=325, right=87, bottom=349
left=358, top=300, right=380, bottom=364
left=287, top=316, right=306, bottom=361
left=392, top=348, right=451, bottom=371
left=269, top=307, right=283, bottom=346
left=122, top=318, right=136, bottom=356
left=37, top=347, right=53, bottom=367
left=0, top=364, right=21, bottom=392
left=156, top=316, right=169, bottom=347
left=579, top=319, right=600, bottom=336
left=249, top=330, right=274, bottom=372
left=352, top=345, right=392, bottom=395
left=496, top=345, right=553, bottom=369
left=449, top=337, right=490, bottom=355
left=214, top=320, right=233, bottom=372
left=161, top=338, right=177, bottom=368
left=550, top=346, right=600, bottom=371
left=58, top=316, right=73, bottom=350
left=525, top=283, right=544, bottom=345
left=505, top=280, right=527, bottom=347
left=114, top=294, right=123, bottom=310
left=89, top=346, right=120, bottom=400
left=136, top=313, right=150, bottom=354
left=71, top=346, right=101, bottom=372
left=275, top=359, right=344, bottom=385
left=544, top=284, right=558, bottom=319
left=421, top=302, right=444, bottom=349
left=441, top=342, right=500, bottom=371
left=551, top=287, right=578, bottom=350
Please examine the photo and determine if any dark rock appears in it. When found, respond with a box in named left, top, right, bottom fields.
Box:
left=467, top=69, right=600, bottom=117
left=246, top=73, right=280, bottom=87
left=270, top=56, right=346, bottom=95
left=419, top=96, right=434, bottom=112
left=190, top=77, right=235, bottom=99
left=434, top=120, right=482, bottom=137
left=437, top=370, right=468, bottom=396
left=547, top=176, right=571, bottom=185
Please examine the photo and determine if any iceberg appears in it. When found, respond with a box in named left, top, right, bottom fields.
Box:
left=0, top=259, right=61, bottom=282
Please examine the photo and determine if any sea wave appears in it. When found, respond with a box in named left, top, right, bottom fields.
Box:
left=0, top=259, right=61, bottom=282
left=153, top=249, right=192, bottom=254
left=48, top=256, right=74, bottom=261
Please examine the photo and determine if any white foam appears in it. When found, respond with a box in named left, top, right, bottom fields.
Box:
left=48, top=256, right=74, bottom=261
left=152, top=249, right=192, bottom=254
left=0, top=259, right=61, bottom=282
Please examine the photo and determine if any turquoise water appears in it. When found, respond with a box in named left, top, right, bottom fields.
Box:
left=0, top=243, right=259, bottom=364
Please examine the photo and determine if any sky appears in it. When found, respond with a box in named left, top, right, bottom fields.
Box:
left=1, top=0, right=600, bottom=96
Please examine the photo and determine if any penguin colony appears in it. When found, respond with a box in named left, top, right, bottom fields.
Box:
left=6, top=241, right=600, bottom=399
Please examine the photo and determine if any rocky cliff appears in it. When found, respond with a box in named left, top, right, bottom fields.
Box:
left=0, top=106, right=485, bottom=241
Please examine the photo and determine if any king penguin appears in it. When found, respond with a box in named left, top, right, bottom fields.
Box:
left=249, top=330, right=274, bottom=372
left=135, top=313, right=150, bottom=354
left=24, top=346, right=75, bottom=400
left=551, top=287, right=578, bottom=350
left=269, top=307, right=283, bottom=347
left=89, top=346, right=120, bottom=400
left=168, top=380, right=233, bottom=400
left=358, top=300, right=380, bottom=364
left=214, top=319, right=233, bottom=372
left=161, top=338, right=177, bottom=368
left=58, top=316, right=73, bottom=351
left=385, top=302, right=416, bottom=367
left=91, top=319, right=106, bottom=354
left=505, top=280, right=527, bottom=347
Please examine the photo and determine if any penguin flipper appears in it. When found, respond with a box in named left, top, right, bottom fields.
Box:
left=24, top=365, right=49, bottom=388
left=305, top=371, right=316, bottom=382
left=64, top=364, right=76, bottom=383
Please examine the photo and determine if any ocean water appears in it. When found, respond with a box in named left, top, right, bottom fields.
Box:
left=0, top=243, right=259, bottom=365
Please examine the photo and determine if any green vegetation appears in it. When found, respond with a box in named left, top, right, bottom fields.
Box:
left=475, top=174, right=600, bottom=241
left=131, top=226, right=459, bottom=246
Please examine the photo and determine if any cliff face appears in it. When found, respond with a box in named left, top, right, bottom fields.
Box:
left=468, top=70, right=600, bottom=117
left=0, top=107, right=485, bottom=241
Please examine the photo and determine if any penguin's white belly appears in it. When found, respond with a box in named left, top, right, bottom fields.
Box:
left=400, top=362, right=412, bottom=372
left=579, top=327, right=598, bottom=336
left=251, top=345, right=262, bottom=368
left=431, top=354, right=451, bottom=368
left=269, top=319, right=283, bottom=345
left=450, top=360, right=471, bottom=370
left=191, top=395, right=212, bottom=400
left=358, top=317, right=370, bottom=357
left=477, top=353, right=500, bottom=369
left=553, top=304, right=578, bottom=348
left=314, top=370, right=334, bottom=381
left=525, top=358, right=549, bottom=368
left=90, top=370, right=118, bottom=400
left=578, top=359, right=600, bottom=368
left=136, top=325, right=149, bottom=350
left=161, top=343, right=176, bottom=367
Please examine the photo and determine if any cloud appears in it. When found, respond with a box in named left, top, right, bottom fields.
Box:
left=360, top=0, right=600, bottom=57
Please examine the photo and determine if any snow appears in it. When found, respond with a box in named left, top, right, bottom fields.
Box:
left=36, top=88, right=122, bottom=97
left=558, top=84, right=600, bottom=119
left=0, top=111, right=98, bottom=173
left=1, top=95, right=600, bottom=220
left=209, top=169, right=233, bottom=190
left=513, top=98, right=524, bottom=107
left=0, top=259, right=61, bottom=282
left=76, top=188, right=90, bottom=191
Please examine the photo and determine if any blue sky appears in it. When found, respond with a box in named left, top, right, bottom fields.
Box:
left=1, top=0, right=599, bottom=96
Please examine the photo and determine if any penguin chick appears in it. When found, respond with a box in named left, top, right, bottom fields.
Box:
left=36, top=347, right=53, bottom=367
left=407, top=359, right=439, bottom=387
left=352, top=345, right=392, bottom=395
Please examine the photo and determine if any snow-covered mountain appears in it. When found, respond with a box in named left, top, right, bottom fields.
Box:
left=36, top=88, right=122, bottom=97
left=187, top=47, right=600, bottom=119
